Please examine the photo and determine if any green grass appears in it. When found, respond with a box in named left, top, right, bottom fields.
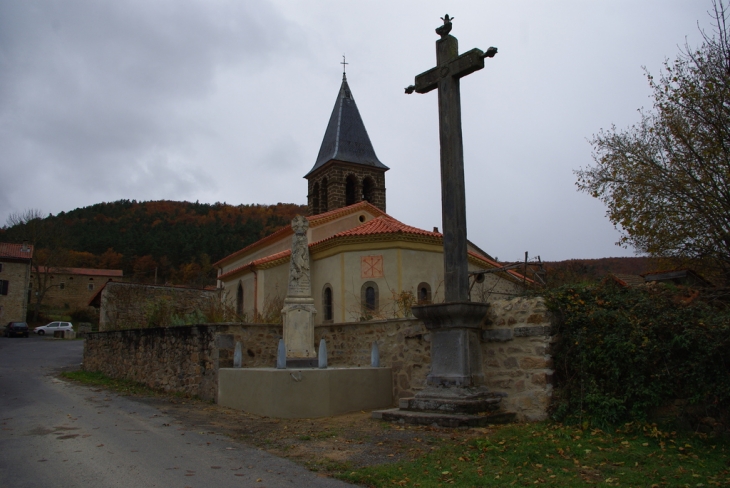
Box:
left=61, top=370, right=166, bottom=396
left=337, top=422, right=730, bottom=487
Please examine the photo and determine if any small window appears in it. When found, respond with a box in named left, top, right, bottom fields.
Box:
left=312, top=182, right=321, bottom=215
left=88, top=283, right=95, bottom=291
left=417, top=282, right=432, bottom=304
left=345, top=174, right=359, bottom=206
left=362, top=176, right=376, bottom=203
left=59, top=283, right=65, bottom=290
left=321, top=178, right=329, bottom=213
left=236, top=281, right=244, bottom=316
left=89, top=277, right=94, bottom=281
left=360, top=281, right=379, bottom=317
left=323, top=285, right=333, bottom=322
left=0, top=263, right=3, bottom=272
left=0, top=280, right=8, bottom=296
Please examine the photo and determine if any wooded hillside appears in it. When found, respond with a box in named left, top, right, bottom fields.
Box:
left=0, top=200, right=306, bottom=286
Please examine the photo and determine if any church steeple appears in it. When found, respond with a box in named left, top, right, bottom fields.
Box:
left=305, top=72, right=389, bottom=216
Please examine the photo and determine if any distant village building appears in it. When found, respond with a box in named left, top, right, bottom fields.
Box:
left=32, top=267, right=124, bottom=310
left=0, top=242, right=34, bottom=323
left=214, top=74, right=529, bottom=322
left=608, top=269, right=713, bottom=288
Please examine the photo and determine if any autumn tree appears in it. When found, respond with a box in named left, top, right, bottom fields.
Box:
left=576, top=1, right=730, bottom=282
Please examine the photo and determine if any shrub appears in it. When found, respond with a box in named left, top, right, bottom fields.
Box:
left=545, top=281, right=730, bottom=427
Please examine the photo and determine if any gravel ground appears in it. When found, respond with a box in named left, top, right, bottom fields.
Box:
left=121, top=394, right=494, bottom=475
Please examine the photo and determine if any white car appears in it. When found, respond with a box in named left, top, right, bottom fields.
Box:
left=34, top=321, right=73, bottom=336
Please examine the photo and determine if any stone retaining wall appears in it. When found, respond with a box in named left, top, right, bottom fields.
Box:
left=482, top=297, right=554, bottom=421
left=83, top=296, right=553, bottom=421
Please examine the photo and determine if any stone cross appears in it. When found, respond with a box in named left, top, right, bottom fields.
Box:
left=406, top=15, right=497, bottom=302
left=408, top=16, right=498, bottom=389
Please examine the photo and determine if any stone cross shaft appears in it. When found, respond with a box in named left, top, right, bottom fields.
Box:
left=407, top=20, right=497, bottom=302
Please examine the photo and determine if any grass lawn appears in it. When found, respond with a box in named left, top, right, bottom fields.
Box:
left=61, top=370, right=729, bottom=487
left=338, top=422, right=730, bottom=487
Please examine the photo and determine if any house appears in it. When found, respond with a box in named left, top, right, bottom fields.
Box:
left=0, top=242, right=34, bottom=323
left=31, top=267, right=124, bottom=311
left=214, top=73, right=528, bottom=323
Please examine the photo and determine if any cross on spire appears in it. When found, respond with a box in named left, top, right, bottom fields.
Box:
left=341, top=55, right=348, bottom=78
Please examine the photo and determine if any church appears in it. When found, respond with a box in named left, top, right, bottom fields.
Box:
left=214, top=72, right=527, bottom=323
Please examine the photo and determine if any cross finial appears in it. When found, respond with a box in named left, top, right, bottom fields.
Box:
left=341, top=55, right=348, bottom=78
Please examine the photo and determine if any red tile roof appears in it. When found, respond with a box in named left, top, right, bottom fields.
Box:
left=35, top=267, right=123, bottom=277
left=218, top=249, right=292, bottom=281
left=308, top=201, right=385, bottom=225
left=314, top=215, right=441, bottom=243
left=0, top=242, right=34, bottom=260
left=213, top=201, right=386, bottom=268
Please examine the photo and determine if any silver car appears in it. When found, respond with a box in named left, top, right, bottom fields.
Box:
left=34, top=321, right=73, bottom=336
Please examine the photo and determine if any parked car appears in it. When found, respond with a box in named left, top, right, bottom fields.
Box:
left=34, top=321, right=73, bottom=336
left=4, top=322, right=29, bottom=338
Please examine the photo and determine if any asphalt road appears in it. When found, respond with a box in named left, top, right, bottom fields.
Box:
left=0, top=335, right=354, bottom=488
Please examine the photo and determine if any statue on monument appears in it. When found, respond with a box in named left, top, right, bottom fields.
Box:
left=287, top=215, right=311, bottom=296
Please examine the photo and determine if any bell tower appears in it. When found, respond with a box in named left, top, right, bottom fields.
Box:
left=304, top=68, right=389, bottom=216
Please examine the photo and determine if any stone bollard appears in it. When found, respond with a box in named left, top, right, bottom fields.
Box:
left=233, top=342, right=242, bottom=368
left=318, top=339, right=327, bottom=369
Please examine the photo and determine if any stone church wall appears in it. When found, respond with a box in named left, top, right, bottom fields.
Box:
left=82, top=296, right=553, bottom=421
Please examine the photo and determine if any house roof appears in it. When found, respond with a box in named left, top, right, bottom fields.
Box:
left=609, top=273, right=646, bottom=288
left=304, top=74, right=389, bottom=178
left=313, top=215, right=441, bottom=242
left=217, top=211, right=532, bottom=285
left=0, top=242, right=34, bottom=260
left=34, top=267, right=123, bottom=277
left=213, top=201, right=386, bottom=268
left=642, top=269, right=713, bottom=287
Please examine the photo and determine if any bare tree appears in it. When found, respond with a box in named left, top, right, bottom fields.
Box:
left=5, top=209, right=69, bottom=321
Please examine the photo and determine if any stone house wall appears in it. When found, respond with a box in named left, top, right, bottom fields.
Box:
left=0, top=260, right=31, bottom=323
left=35, top=271, right=119, bottom=310
left=83, top=296, right=553, bottom=421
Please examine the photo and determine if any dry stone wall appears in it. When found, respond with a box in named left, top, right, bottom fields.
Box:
left=83, top=323, right=281, bottom=400
left=83, top=296, right=553, bottom=421
left=99, top=282, right=221, bottom=331
left=482, top=297, right=554, bottom=421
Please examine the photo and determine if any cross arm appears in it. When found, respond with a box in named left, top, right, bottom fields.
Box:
left=405, top=46, right=498, bottom=94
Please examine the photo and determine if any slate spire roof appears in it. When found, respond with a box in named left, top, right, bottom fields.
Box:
left=304, top=74, right=389, bottom=177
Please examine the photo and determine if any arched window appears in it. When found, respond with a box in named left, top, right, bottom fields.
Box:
left=320, top=178, right=329, bottom=213
left=360, top=281, right=379, bottom=317
left=323, top=285, right=333, bottom=322
left=417, top=282, right=432, bottom=304
left=345, top=174, right=358, bottom=206
left=362, top=176, right=375, bottom=204
left=236, top=281, right=244, bottom=316
left=312, top=182, right=320, bottom=215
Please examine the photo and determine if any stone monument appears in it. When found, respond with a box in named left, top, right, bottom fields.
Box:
left=374, top=15, right=511, bottom=427
left=281, top=215, right=318, bottom=368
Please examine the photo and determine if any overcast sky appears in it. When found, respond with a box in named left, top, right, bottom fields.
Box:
left=0, top=1, right=717, bottom=262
